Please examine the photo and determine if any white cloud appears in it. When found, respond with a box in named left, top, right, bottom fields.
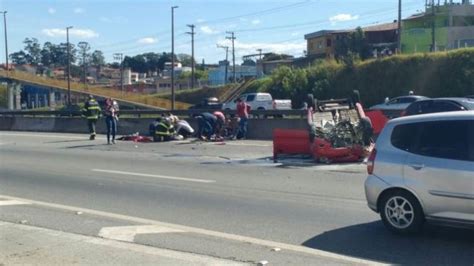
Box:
left=200, top=25, right=219, bottom=35
left=137, top=37, right=158, bottom=44
left=74, top=8, right=84, bottom=14
left=251, top=19, right=261, bottom=25
left=239, top=18, right=248, bottom=22
left=41, top=28, right=99, bottom=39
left=217, top=39, right=305, bottom=57
left=291, top=32, right=300, bottom=37
left=48, top=8, right=56, bottom=14
left=196, top=18, right=205, bottom=23
left=329, top=13, right=359, bottom=25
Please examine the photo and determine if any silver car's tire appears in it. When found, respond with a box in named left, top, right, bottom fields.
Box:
left=380, top=190, right=424, bottom=234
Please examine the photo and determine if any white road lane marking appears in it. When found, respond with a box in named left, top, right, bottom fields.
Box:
left=0, top=221, right=245, bottom=265
left=0, top=132, right=86, bottom=139
left=99, top=225, right=185, bottom=242
left=0, top=199, right=30, bottom=206
left=0, top=194, right=387, bottom=266
left=91, top=169, right=216, bottom=184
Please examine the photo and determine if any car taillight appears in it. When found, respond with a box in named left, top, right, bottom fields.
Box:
left=367, top=148, right=377, bottom=175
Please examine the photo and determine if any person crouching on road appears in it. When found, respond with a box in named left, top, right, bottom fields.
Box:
left=82, top=95, right=101, bottom=140
left=196, top=112, right=225, bottom=141
left=104, top=98, right=119, bottom=144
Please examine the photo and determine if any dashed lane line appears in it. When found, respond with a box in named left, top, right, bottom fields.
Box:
left=0, top=194, right=387, bottom=266
left=91, top=169, right=216, bottom=184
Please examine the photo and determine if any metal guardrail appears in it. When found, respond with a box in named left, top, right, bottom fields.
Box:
left=0, top=109, right=307, bottom=118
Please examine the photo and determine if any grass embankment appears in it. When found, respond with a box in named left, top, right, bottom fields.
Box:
left=245, top=48, right=474, bottom=107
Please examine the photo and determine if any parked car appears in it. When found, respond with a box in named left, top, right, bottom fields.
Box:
left=222, top=93, right=292, bottom=111
left=403, top=97, right=474, bottom=116
left=365, top=111, right=474, bottom=234
left=188, top=97, right=223, bottom=110
left=369, top=95, right=428, bottom=111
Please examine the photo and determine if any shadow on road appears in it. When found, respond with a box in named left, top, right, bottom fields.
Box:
left=302, top=221, right=474, bottom=265
left=65, top=144, right=108, bottom=149
left=44, top=139, right=88, bottom=144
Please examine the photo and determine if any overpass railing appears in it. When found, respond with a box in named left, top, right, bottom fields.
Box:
left=0, top=109, right=307, bottom=119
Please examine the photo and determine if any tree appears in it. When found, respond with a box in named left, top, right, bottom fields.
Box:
left=40, top=42, right=56, bottom=67
left=77, top=42, right=91, bottom=66
left=91, top=50, right=105, bottom=77
left=157, top=52, right=176, bottom=71
left=23, top=38, right=42, bottom=65
left=177, top=53, right=195, bottom=67
left=10, top=51, right=28, bottom=65
left=77, top=42, right=91, bottom=83
left=263, top=53, right=292, bottom=61
left=335, top=27, right=371, bottom=62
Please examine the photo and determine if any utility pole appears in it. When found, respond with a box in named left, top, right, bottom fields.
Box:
left=171, top=6, right=178, bottom=110
left=1, top=11, right=8, bottom=72
left=217, top=44, right=229, bottom=84
left=114, top=53, right=123, bottom=95
left=78, top=41, right=90, bottom=87
left=431, top=0, right=436, bottom=52
left=186, top=24, right=195, bottom=89
left=226, top=31, right=236, bottom=83
left=66, top=26, right=73, bottom=107
left=397, top=0, right=402, bottom=53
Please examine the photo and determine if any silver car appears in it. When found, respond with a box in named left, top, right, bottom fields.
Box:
left=365, top=111, right=474, bottom=233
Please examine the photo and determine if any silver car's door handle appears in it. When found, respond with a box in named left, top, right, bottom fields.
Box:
left=410, top=163, right=425, bottom=170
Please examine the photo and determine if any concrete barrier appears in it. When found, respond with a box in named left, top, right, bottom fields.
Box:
left=0, top=117, right=307, bottom=140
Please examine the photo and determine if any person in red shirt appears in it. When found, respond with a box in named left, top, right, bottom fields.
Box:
left=236, top=98, right=250, bottom=139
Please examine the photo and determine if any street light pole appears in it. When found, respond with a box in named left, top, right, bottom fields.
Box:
left=171, top=6, right=178, bottom=110
left=66, top=26, right=73, bottom=107
left=1, top=11, right=8, bottom=72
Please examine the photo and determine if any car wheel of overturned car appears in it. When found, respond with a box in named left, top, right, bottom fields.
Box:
left=379, top=190, right=424, bottom=234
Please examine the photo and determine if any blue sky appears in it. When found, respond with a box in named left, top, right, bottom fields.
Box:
left=1, top=0, right=428, bottom=64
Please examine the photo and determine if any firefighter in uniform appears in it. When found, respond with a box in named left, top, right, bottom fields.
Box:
left=82, top=95, right=101, bottom=140
left=151, top=117, right=176, bottom=142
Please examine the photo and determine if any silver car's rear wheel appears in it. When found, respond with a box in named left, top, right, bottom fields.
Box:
left=379, top=190, right=424, bottom=234
left=384, top=196, right=414, bottom=229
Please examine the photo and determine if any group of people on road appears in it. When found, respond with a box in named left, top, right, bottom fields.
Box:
left=83, top=95, right=251, bottom=143
left=194, top=98, right=250, bottom=141
left=82, top=95, right=119, bottom=144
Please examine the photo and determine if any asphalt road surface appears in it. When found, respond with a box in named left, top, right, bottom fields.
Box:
left=0, top=131, right=473, bottom=265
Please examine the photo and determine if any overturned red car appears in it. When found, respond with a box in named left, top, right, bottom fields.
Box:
left=273, top=93, right=374, bottom=164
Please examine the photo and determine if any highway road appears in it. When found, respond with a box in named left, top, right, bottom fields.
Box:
left=0, top=131, right=473, bottom=265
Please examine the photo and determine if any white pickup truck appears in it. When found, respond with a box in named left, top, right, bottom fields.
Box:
left=222, top=93, right=292, bottom=111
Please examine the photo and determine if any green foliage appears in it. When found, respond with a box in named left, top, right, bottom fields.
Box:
left=252, top=49, right=474, bottom=107
left=0, top=84, right=6, bottom=108
left=179, top=69, right=208, bottom=82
